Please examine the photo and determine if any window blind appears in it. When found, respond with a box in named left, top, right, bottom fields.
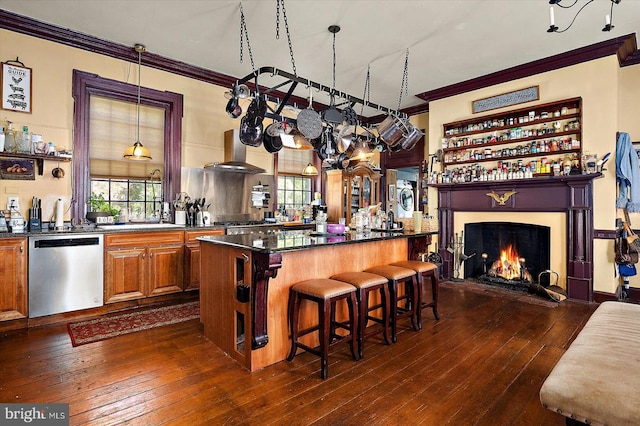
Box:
left=89, top=95, right=165, bottom=178
left=277, top=147, right=314, bottom=175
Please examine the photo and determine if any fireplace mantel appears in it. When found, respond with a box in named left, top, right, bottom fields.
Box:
left=431, top=173, right=602, bottom=301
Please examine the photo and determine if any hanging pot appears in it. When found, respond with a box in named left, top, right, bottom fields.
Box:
left=245, top=95, right=267, bottom=128
left=297, top=88, right=323, bottom=140
left=263, top=122, right=283, bottom=153
left=226, top=96, right=242, bottom=119
left=377, top=114, right=405, bottom=147
left=239, top=115, right=263, bottom=147
left=400, top=122, right=424, bottom=151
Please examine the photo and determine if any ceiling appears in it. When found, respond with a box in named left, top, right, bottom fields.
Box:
left=1, top=0, right=639, bottom=117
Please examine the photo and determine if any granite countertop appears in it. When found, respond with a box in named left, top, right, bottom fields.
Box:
left=197, top=229, right=436, bottom=254
left=0, top=223, right=226, bottom=238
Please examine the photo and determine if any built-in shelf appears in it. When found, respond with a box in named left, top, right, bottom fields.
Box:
left=0, top=152, right=71, bottom=176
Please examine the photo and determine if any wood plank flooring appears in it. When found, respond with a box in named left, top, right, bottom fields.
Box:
left=0, top=281, right=598, bottom=425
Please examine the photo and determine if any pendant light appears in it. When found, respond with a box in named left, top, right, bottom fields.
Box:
left=123, top=43, right=152, bottom=161
left=301, top=162, right=319, bottom=176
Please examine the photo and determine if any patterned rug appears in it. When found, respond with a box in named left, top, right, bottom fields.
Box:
left=67, top=301, right=200, bottom=346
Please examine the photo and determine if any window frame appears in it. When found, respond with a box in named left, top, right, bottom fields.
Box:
left=277, top=174, right=313, bottom=211
left=71, top=69, right=183, bottom=221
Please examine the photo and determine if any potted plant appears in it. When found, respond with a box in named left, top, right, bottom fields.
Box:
left=86, top=192, right=120, bottom=222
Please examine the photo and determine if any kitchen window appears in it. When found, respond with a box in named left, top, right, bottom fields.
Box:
left=89, top=95, right=165, bottom=220
left=71, top=70, right=183, bottom=221
left=276, top=148, right=315, bottom=210
left=277, top=175, right=312, bottom=210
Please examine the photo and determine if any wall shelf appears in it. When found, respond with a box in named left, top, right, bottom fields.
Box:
left=0, top=152, right=71, bottom=176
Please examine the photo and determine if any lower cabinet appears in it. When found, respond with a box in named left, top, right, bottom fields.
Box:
left=184, top=229, right=225, bottom=291
left=0, top=237, right=27, bottom=321
left=104, top=232, right=184, bottom=304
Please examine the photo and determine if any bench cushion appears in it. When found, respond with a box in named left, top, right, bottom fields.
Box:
left=539, top=301, right=640, bottom=426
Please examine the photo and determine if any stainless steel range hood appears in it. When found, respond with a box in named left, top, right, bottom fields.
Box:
left=204, top=130, right=266, bottom=174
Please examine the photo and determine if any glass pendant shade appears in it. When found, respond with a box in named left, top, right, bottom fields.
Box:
left=123, top=141, right=152, bottom=160
left=301, top=162, right=319, bottom=176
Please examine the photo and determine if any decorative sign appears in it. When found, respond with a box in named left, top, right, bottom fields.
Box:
left=472, top=86, right=539, bottom=114
left=0, top=159, right=35, bottom=180
left=1, top=62, right=32, bottom=113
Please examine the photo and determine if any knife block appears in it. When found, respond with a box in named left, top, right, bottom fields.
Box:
left=29, top=208, right=42, bottom=231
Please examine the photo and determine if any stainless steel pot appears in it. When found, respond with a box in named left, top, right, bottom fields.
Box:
left=399, top=122, right=424, bottom=151
left=377, top=114, right=405, bottom=147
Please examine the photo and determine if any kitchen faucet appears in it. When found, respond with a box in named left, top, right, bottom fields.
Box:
left=149, top=169, right=164, bottom=222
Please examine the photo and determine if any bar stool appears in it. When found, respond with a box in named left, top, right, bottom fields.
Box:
left=364, top=265, right=419, bottom=343
left=391, top=260, right=440, bottom=326
left=287, top=278, right=359, bottom=379
left=331, top=271, right=391, bottom=359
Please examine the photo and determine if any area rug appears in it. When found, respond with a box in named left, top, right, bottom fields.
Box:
left=67, top=301, right=199, bottom=347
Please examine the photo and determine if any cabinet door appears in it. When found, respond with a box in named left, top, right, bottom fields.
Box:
left=148, top=244, right=184, bottom=296
left=184, top=243, right=201, bottom=291
left=104, top=247, right=146, bottom=303
left=0, top=238, right=27, bottom=321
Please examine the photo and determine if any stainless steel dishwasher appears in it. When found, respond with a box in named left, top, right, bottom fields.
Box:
left=28, top=233, right=104, bottom=318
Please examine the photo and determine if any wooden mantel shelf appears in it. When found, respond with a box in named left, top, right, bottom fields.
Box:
left=0, top=152, right=71, bottom=175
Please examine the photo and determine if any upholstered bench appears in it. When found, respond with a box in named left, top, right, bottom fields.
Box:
left=539, top=301, right=640, bottom=425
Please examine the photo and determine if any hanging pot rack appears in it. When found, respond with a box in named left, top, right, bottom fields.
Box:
left=233, top=66, right=408, bottom=126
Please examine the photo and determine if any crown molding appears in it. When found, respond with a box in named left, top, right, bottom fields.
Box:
left=2, top=9, right=638, bottom=116
left=416, top=33, right=638, bottom=104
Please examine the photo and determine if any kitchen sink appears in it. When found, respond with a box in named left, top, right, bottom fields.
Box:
left=97, top=223, right=185, bottom=230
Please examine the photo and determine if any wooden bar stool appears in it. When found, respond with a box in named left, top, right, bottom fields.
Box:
left=287, top=278, right=359, bottom=379
left=331, top=271, right=391, bottom=359
left=391, top=260, right=440, bottom=327
left=364, top=265, right=419, bottom=343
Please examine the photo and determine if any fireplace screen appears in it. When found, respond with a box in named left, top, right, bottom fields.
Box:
left=464, top=222, right=550, bottom=288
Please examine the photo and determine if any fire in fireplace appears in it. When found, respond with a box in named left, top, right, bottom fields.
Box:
left=464, top=222, right=550, bottom=291
left=487, top=244, right=532, bottom=282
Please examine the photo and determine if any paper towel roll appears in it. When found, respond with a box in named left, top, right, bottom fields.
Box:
left=55, top=198, right=64, bottom=229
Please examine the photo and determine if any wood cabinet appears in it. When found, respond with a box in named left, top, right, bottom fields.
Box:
left=0, top=237, right=27, bottom=321
left=325, top=164, right=381, bottom=222
left=435, top=97, right=582, bottom=183
left=184, top=229, right=225, bottom=291
left=104, top=231, right=184, bottom=303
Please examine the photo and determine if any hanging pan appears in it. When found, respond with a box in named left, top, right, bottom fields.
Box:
left=323, top=93, right=343, bottom=124
left=297, top=87, right=323, bottom=140
left=263, top=121, right=283, bottom=153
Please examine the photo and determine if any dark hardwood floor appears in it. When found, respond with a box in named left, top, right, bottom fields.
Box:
left=0, top=281, right=597, bottom=425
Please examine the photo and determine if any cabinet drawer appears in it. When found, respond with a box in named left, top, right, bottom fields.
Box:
left=105, top=231, right=184, bottom=248
left=185, top=229, right=224, bottom=243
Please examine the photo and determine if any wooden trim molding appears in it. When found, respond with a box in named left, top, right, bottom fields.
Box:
left=71, top=70, right=183, bottom=221
left=416, top=34, right=639, bottom=104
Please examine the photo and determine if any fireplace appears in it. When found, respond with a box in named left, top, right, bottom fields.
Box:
left=433, top=173, right=601, bottom=301
left=464, top=222, right=550, bottom=290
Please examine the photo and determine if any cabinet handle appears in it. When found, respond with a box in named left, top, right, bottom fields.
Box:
left=142, top=253, right=145, bottom=259
left=20, top=246, right=24, bottom=253
left=242, top=253, right=249, bottom=263
left=150, top=252, right=153, bottom=258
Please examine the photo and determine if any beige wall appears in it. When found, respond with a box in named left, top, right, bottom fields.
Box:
left=426, top=55, right=630, bottom=294
left=0, top=29, right=273, bottom=221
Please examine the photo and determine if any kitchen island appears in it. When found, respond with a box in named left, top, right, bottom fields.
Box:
left=197, top=229, right=435, bottom=371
